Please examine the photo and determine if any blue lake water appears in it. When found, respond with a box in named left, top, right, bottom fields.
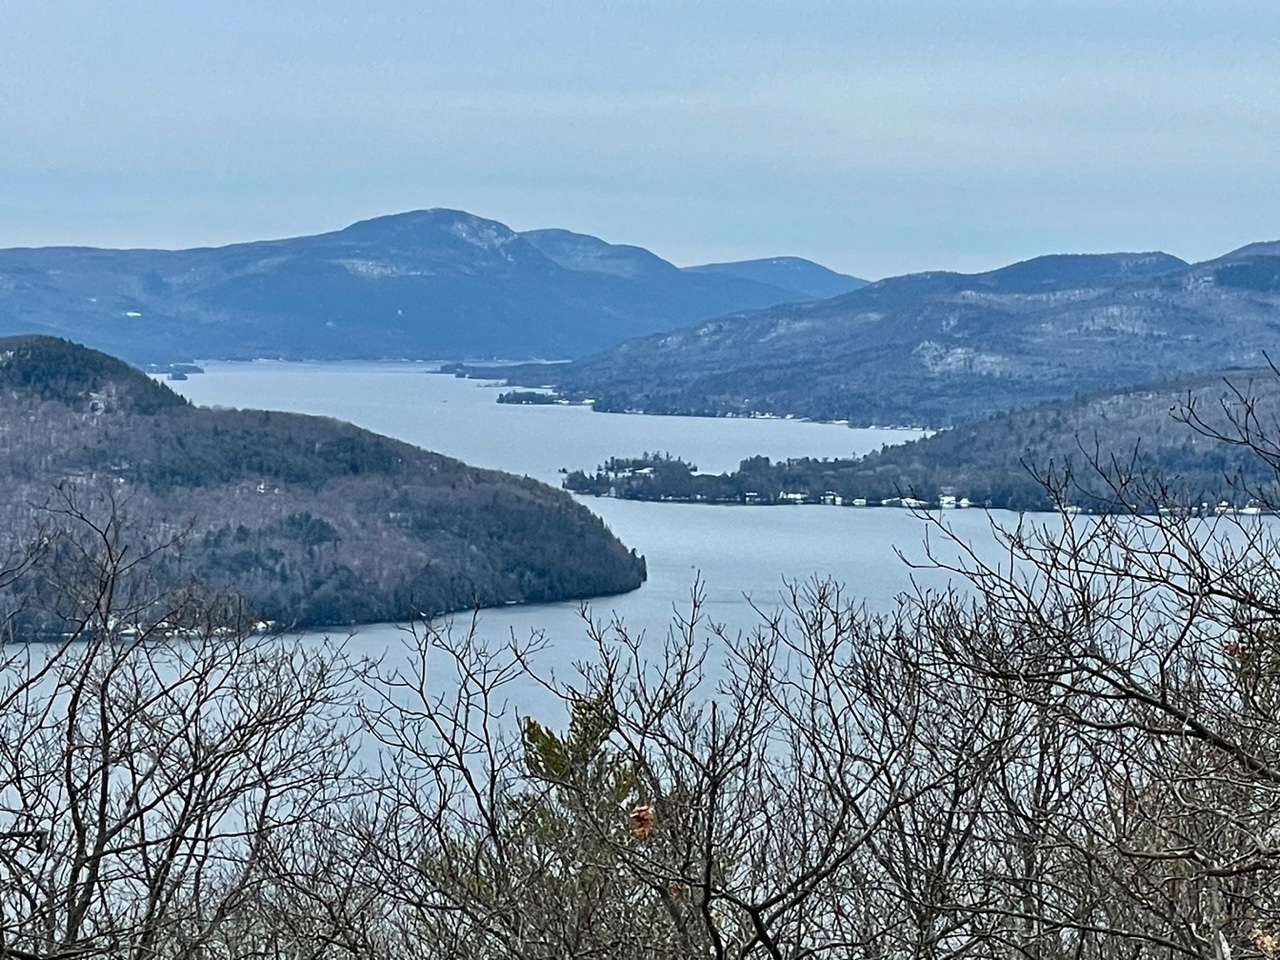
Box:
left=168, top=362, right=1028, bottom=691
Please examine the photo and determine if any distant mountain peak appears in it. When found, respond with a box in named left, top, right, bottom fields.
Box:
left=336, top=208, right=520, bottom=251
left=346, top=207, right=495, bottom=226
left=520, top=227, right=679, bottom=278
left=0, top=210, right=826, bottom=363
left=1198, top=241, right=1280, bottom=292
left=682, top=257, right=868, bottom=300
left=1216, top=240, right=1280, bottom=261
left=978, top=251, right=1188, bottom=288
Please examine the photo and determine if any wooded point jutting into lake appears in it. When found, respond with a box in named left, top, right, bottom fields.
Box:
left=5, top=3, right=1280, bottom=956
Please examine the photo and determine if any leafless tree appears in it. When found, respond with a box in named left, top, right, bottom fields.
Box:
left=898, top=370, right=1280, bottom=959
left=0, top=488, right=365, bottom=960
left=338, top=368, right=1280, bottom=959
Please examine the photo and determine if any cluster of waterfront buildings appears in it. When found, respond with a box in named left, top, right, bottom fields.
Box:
left=754, top=491, right=976, bottom=509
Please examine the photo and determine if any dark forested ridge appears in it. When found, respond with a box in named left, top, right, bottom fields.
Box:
left=0, top=336, right=645, bottom=629
left=0, top=335, right=188, bottom=414
left=471, top=244, right=1280, bottom=428
left=563, top=372, right=1280, bottom=513
left=0, top=210, right=852, bottom=364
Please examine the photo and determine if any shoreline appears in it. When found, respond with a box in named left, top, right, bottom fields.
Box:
left=569, top=490, right=1277, bottom=520
left=176, top=358, right=935, bottom=432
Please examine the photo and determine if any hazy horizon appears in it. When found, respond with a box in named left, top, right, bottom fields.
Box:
left=4, top=1, right=1278, bottom=277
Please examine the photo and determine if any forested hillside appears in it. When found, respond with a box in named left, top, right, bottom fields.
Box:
left=564, top=370, right=1280, bottom=512
left=480, top=243, right=1280, bottom=427
left=0, top=336, right=645, bottom=629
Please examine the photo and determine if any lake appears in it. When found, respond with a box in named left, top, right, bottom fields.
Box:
left=168, top=362, right=1024, bottom=671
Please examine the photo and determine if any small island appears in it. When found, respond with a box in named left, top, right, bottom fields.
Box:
left=145, top=361, right=206, bottom=380
left=497, top=389, right=564, bottom=405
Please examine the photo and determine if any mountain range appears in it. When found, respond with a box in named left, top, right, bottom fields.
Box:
left=480, top=243, right=1280, bottom=427
left=10, top=208, right=1278, bottom=435
left=0, top=210, right=857, bottom=364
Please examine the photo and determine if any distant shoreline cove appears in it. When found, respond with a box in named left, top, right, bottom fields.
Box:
left=460, top=372, right=933, bottom=431
left=505, top=396, right=931, bottom=432
left=168, top=359, right=935, bottom=431
left=167, top=357, right=572, bottom=369
left=580, top=403, right=933, bottom=433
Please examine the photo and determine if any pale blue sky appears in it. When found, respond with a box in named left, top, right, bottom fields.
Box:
left=2, top=1, right=1277, bottom=277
